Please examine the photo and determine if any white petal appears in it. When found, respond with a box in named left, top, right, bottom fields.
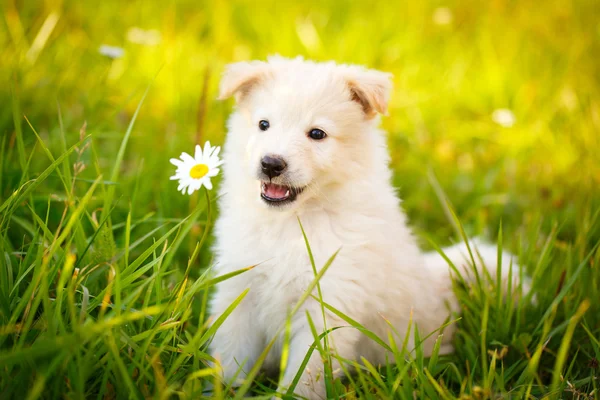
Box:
left=207, top=168, right=220, bottom=177
left=203, top=178, right=213, bottom=190
left=207, top=145, right=217, bottom=158
left=187, top=184, right=195, bottom=195
left=194, top=144, right=203, bottom=161
left=206, top=155, right=223, bottom=168
left=181, top=152, right=195, bottom=164
left=170, top=158, right=185, bottom=167
left=207, top=160, right=223, bottom=169
left=180, top=178, right=193, bottom=187
left=203, top=141, right=212, bottom=158
left=199, top=143, right=209, bottom=163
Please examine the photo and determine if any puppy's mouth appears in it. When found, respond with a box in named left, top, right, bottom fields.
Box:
left=260, top=182, right=304, bottom=205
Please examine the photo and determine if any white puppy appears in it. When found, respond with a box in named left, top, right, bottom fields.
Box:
left=209, top=56, right=522, bottom=399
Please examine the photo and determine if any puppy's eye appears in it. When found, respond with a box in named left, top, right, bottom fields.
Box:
left=308, top=128, right=327, bottom=140
left=258, top=120, right=270, bottom=131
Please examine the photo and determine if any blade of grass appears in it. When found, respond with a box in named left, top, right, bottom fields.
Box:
left=102, top=71, right=160, bottom=221
left=549, top=300, right=590, bottom=396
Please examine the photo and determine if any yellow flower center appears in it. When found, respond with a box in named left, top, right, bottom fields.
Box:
left=189, top=164, right=209, bottom=179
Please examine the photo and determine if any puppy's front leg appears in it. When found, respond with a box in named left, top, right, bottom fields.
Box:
left=209, top=290, right=261, bottom=386
left=277, top=308, right=359, bottom=400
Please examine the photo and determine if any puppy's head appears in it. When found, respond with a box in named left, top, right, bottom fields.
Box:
left=219, top=56, right=392, bottom=209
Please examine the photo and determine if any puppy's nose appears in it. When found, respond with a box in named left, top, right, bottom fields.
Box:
left=261, top=155, right=287, bottom=179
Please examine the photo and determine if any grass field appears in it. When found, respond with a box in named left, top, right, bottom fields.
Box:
left=1, top=0, right=600, bottom=398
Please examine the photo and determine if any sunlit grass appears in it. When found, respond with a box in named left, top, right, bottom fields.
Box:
left=1, top=0, right=599, bottom=398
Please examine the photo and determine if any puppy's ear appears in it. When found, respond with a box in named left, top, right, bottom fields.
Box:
left=218, top=61, right=271, bottom=102
left=342, top=66, right=393, bottom=118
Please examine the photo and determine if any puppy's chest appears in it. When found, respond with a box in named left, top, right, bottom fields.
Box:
left=217, top=210, right=342, bottom=275
left=243, top=232, right=315, bottom=290
left=217, top=212, right=342, bottom=312
left=239, top=236, right=317, bottom=331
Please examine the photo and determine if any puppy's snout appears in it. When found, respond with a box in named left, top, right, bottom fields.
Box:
left=261, top=155, right=287, bottom=179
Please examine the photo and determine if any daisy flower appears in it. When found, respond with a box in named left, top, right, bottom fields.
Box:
left=170, top=141, right=223, bottom=195
left=491, top=108, right=516, bottom=128
left=98, top=45, right=125, bottom=59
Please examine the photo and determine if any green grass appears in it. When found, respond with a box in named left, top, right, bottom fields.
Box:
left=1, top=0, right=599, bottom=398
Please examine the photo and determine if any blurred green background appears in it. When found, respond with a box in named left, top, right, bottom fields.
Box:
left=2, top=1, right=600, bottom=398
left=3, top=0, right=600, bottom=251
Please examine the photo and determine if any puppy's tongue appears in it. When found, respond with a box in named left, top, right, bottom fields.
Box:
left=263, top=183, right=289, bottom=199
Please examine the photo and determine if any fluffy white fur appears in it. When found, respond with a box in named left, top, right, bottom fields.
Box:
left=209, top=56, right=524, bottom=399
